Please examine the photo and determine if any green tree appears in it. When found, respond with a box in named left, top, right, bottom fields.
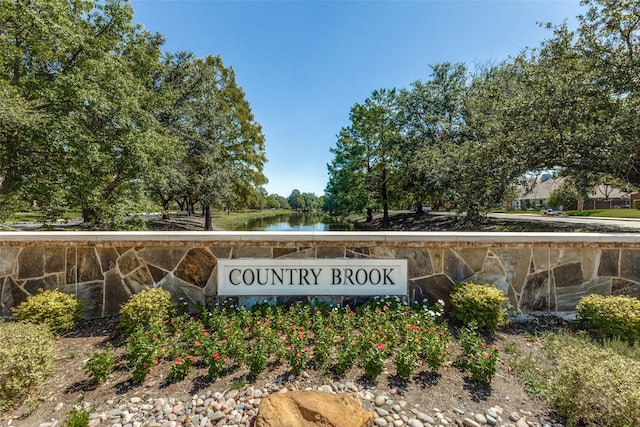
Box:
left=326, top=89, right=401, bottom=226
left=288, top=189, right=305, bottom=210
left=0, top=0, right=172, bottom=227
left=154, top=53, right=267, bottom=230
left=398, top=63, right=470, bottom=213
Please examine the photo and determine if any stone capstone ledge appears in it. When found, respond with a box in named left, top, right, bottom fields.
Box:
left=1, top=231, right=639, bottom=318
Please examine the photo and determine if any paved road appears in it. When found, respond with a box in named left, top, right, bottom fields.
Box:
left=488, top=212, right=640, bottom=230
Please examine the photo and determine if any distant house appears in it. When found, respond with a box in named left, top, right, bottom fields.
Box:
left=513, top=177, right=630, bottom=211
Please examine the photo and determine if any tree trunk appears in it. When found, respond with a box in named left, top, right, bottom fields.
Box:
left=382, top=167, right=390, bottom=228
left=366, top=208, right=373, bottom=223
left=82, top=207, right=98, bottom=224
left=204, top=204, right=213, bottom=231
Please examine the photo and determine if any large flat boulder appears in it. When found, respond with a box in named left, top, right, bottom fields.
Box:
left=254, top=390, right=374, bottom=427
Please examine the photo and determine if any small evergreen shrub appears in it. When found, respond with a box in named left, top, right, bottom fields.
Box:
left=11, top=289, right=82, bottom=335
left=550, top=340, right=640, bottom=426
left=576, top=294, right=640, bottom=344
left=119, top=288, right=176, bottom=335
left=0, top=321, right=55, bottom=411
left=450, top=281, right=509, bottom=332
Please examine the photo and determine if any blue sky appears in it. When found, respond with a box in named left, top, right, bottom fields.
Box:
left=131, top=0, right=582, bottom=197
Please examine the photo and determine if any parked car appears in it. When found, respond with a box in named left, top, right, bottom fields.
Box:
left=541, top=208, right=560, bottom=216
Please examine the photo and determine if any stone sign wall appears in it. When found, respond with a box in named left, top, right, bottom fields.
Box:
left=1, top=232, right=639, bottom=318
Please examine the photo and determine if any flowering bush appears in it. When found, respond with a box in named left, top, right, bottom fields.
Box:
left=126, top=322, right=166, bottom=383
left=394, top=343, right=418, bottom=378
left=458, top=322, right=500, bottom=383
left=363, top=343, right=387, bottom=379
left=169, top=355, right=195, bottom=381
left=115, top=297, right=454, bottom=383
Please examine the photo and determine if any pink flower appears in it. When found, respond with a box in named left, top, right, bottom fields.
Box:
left=204, top=331, right=210, bottom=337
left=298, top=332, right=305, bottom=339
left=194, top=341, right=201, bottom=347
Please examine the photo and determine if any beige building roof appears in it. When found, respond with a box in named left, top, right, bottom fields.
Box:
left=519, top=177, right=629, bottom=201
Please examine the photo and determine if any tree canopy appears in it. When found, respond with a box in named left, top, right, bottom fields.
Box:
left=0, top=0, right=266, bottom=229
left=325, top=0, right=640, bottom=223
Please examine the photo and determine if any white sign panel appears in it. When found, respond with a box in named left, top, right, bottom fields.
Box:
left=217, top=259, right=407, bottom=296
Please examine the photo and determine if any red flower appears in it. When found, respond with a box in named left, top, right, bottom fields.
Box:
left=194, top=341, right=201, bottom=347
left=376, top=343, right=386, bottom=352
left=298, top=331, right=305, bottom=339
left=187, top=355, right=196, bottom=362
left=213, top=352, right=220, bottom=361
left=175, top=358, right=184, bottom=365
left=204, top=331, right=210, bottom=337
left=220, top=339, right=227, bottom=345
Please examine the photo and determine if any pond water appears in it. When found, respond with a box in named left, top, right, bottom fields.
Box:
left=232, top=212, right=353, bottom=231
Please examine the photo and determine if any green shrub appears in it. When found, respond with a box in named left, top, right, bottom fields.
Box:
left=84, top=344, right=115, bottom=384
left=118, top=288, right=176, bottom=335
left=450, top=281, right=509, bottom=332
left=63, top=408, right=90, bottom=427
left=11, top=289, right=82, bottom=335
left=634, top=200, right=640, bottom=210
left=576, top=294, right=640, bottom=344
left=0, top=321, right=55, bottom=411
left=550, top=340, right=640, bottom=426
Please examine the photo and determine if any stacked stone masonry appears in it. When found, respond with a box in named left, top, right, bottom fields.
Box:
left=1, top=232, right=639, bottom=318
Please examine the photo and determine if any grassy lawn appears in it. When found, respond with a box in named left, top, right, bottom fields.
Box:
left=564, top=209, right=640, bottom=218
left=491, top=209, right=538, bottom=215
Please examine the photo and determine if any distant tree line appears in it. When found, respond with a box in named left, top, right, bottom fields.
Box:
left=0, top=0, right=267, bottom=230
left=325, top=0, right=640, bottom=226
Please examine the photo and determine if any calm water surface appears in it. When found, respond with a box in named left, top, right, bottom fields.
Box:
left=232, top=212, right=353, bottom=231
